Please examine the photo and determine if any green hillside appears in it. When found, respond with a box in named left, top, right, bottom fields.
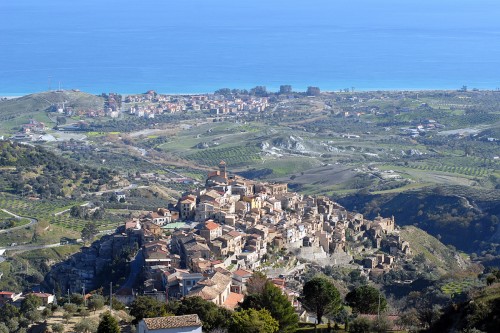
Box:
left=400, top=226, right=469, bottom=274
left=427, top=283, right=500, bottom=333
left=0, top=90, right=103, bottom=133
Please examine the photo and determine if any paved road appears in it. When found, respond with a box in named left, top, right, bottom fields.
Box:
left=0, top=209, right=38, bottom=234
left=53, top=201, right=91, bottom=216
left=117, top=248, right=144, bottom=292
left=87, top=183, right=147, bottom=197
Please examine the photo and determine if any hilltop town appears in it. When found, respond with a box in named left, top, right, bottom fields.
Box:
left=47, top=161, right=413, bottom=312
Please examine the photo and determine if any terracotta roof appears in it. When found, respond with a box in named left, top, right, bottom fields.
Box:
left=205, top=221, right=220, bottom=231
left=143, top=314, right=202, bottom=329
left=233, top=269, right=252, bottom=278
left=223, top=292, right=244, bottom=310
left=227, top=230, right=243, bottom=237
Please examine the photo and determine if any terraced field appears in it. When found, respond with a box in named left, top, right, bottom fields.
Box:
left=0, top=193, right=122, bottom=232
left=187, top=145, right=262, bottom=167
left=441, top=279, right=482, bottom=296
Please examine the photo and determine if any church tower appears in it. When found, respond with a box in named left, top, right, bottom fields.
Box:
left=219, top=160, right=227, bottom=178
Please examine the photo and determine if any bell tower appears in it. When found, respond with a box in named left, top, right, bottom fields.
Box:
left=219, top=160, right=227, bottom=178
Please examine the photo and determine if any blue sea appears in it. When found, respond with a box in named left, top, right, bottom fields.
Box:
left=1, top=0, right=500, bottom=95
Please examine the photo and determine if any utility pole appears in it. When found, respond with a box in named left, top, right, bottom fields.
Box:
left=82, top=286, right=86, bottom=306
left=377, top=292, right=381, bottom=320
left=68, top=289, right=71, bottom=304
left=109, top=282, right=112, bottom=314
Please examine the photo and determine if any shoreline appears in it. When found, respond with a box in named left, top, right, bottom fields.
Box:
left=2, top=87, right=499, bottom=98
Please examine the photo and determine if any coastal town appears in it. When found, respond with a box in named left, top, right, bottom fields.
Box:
left=1, top=88, right=498, bottom=332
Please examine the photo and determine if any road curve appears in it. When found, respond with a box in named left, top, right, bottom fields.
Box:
left=0, top=209, right=38, bottom=234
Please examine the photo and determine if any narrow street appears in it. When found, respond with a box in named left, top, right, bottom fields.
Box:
left=117, top=248, right=144, bottom=292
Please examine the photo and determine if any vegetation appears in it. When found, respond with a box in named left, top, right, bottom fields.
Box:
left=240, top=272, right=299, bottom=332
left=129, top=296, right=168, bottom=324
left=0, top=141, right=117, bottom=199
left=345, top=286, right=387, bottom=315
left=97, top=311, right=120, bottom=333
left=301, top=276, right=342, bottom=324
left=169, top=296, right=231, bottom=331
left=427, top=283, right=500, bottom=332
left=229, top=308, right=279, bottom=333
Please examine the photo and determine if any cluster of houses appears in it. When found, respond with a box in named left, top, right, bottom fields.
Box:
left=6, top=162, right=412, bottom=314
left=400, top=119, right=445, bottom=137
left=9, top=119, right=49, bottom=141
left=0, top=291, right=54, bottom=307
left=125, top=91, right=270, bottom=118
left=112, top=161, right=412, bottom=307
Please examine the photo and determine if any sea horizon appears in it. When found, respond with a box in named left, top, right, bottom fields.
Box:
left=2, top=85, right=500, bottom=98
left=2, top=0, right=500, bottom=96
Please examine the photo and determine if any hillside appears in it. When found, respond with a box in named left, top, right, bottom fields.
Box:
left=337, top=185, right=500, bottom=254
left=0, top=140, right=119, bottom=198
left=0, top=90, right=103, bottom=133
left=400, top=226, right=469, bottom=274
left=426, top=283, right=500, bottom=333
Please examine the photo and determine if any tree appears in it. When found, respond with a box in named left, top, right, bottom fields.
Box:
left=250, top=86, right=268, bottom=97
left=52, top=323, right=65, bottom=333
left=26, top=309, right=41, bottom=323
left=176, top=296, right=231, bottom=331
left=71, top=292, right=85, bottom=305
left=129, top=296, right=167, bottom=324
left=301, top=276, right=342, bottom=324
left=306, top=86, right=321, bottom=96
left=0, top=303, right=20, bottom=322
left=345, top=285, right=387, bottom=314
left=21, top=294, right=42, bottom=312
left=81, top=222, right=99, bottom=243
left=74, top=318, right=99, bottom=333
left=348, top=317, right=371, bottom=333
left=371, top=315, right=393, bottom=333
left=228, top=309, right=279, bottom=333
left=6, top=318, right=19, bottom=332
left=97, top=312, right=120, bottom=333
left=80, top=309, right=90, bottom=318
left=240, top=276, right=298, bottom=333
left=64, top=302, right=78, bottom=314
left=279, top=85, right=292, bottom=94
left=63, top=311, right=73, bottom=324
left=88, top=294, right=105, bottom=314
left=56, top=116, right=67, bottom=125
left=246, top=272, right=268, bottom=295
left=42, top=307, right=53, bottom=319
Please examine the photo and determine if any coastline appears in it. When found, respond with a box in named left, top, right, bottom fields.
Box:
left=1, top=86, right=499, bottom=98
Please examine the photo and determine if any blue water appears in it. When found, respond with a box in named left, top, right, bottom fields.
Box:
left=1, top=0, right=500, bottom=95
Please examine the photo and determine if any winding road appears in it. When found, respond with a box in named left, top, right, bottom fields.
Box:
left=0, top=209, right=38, bottom=234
